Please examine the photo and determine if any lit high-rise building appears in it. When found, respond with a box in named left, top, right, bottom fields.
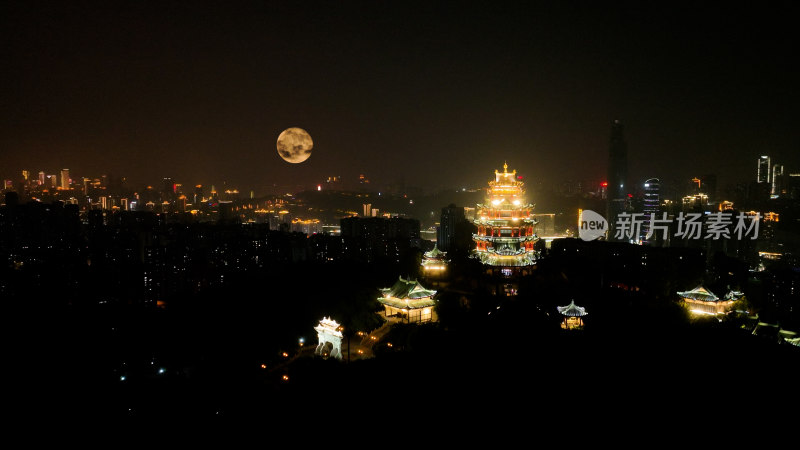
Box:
left=771, top=164, right=784, bottom=196
left=38, top=171, right=45, bottom=185
left=473, top=163, right=539, bottom=272
left=193, top=185, right=204, bottom=205
left=757, top=156, right=771, bottom=183
left=607, top=120, right=629, bottom=242
left=641, top=178, right=660, bottom=245
left=60, top=169, right=70, bottom=190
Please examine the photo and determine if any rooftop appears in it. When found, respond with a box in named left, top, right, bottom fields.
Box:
left=557, top=300, right=588, bottom=317
left=380, top=276, right=437, bottom=300
left=677, top=286, right=720, bottom=302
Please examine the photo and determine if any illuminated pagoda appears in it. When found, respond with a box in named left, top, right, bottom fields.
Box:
left=677, top=286, right=736, bottom=316
left=557, top=300, right=588, bottom=330
left=473, top=162, right=539, bottom=274
left=421, top=244, right=449, bottom=275
left=378, top=276, right=437, bottom=323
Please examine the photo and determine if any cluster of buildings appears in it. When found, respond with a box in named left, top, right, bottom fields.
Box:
left=1, top=168, right=264, bottom=217
left=3, top=131, right=798, bottom=341
left=602, top=122, right=797, bottom=270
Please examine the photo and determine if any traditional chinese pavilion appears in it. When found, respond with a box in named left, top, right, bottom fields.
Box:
left=473, top=163, right=539, bottom=274
left=378, top=276, right=437, bottom=323
left=677, top=286, right=735, bottom=316
left=421, top=244, right=448, bottom=274
left=557, top=300, right=588, bottom=329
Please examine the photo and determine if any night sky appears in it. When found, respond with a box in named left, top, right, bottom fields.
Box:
left=2, top=1, right=798, bottom=194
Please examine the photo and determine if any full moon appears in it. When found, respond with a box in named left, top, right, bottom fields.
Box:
left=276, top=127, right=313, bottom=164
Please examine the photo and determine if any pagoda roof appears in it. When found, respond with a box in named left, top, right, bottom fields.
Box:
left=724, top=290, right=745, bottom=301
left=677, top=286, right=719, bottom=302
left=557, top=300, right=587, bottom=317
left=379, top=296, right=436, bottom=310
left=424, top=244, right=446, bottom=259
left=380, top=276, right=436, bottom=300
left=314, top=317, right=343, bottom=338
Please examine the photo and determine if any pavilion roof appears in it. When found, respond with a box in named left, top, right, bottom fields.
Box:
left=724, top=290, right=745, bottom=301
left=380, top=276, right=436, bottom=300
left=314, top=317, right=343, bottom=338
left=677, top=286, right=719, bottom=302
left=424, top=244, right=447, bottom=260
left=557, top=300, right=587, bottom=317
left=378, top=296, right=436, bottom=310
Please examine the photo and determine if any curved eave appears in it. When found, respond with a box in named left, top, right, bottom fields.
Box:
left=474, top=252, right=538, bottom=266
left=378, top=297, right=437, bottom=309
left=473, top=235, right=539, bottom=242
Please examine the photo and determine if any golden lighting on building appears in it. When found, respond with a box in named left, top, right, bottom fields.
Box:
left=472, top=162, right=539, bottom=268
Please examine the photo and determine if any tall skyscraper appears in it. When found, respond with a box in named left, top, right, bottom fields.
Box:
left=771, top=164, right=784, bottom=196
left=757, top=156, right=771, bottom=184
left=38, top=171, right=45, bottom=185
left=193, top=184, right=204, bottom=205
left=438, top=203, right=465, bottom=253
left=607, top=120, right=629, bottom=242
left=60, top=169, right=70, bottom=190
left=641, top=178, right=660, bottom=245
left=162, top=177, right=175, bottom=194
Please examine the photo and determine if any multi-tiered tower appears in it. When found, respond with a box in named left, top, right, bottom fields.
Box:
left=473, top=163, right=539, bottom=274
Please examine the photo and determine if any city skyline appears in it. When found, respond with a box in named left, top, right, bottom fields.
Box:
left=2, top=2, right=799, bottom=192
